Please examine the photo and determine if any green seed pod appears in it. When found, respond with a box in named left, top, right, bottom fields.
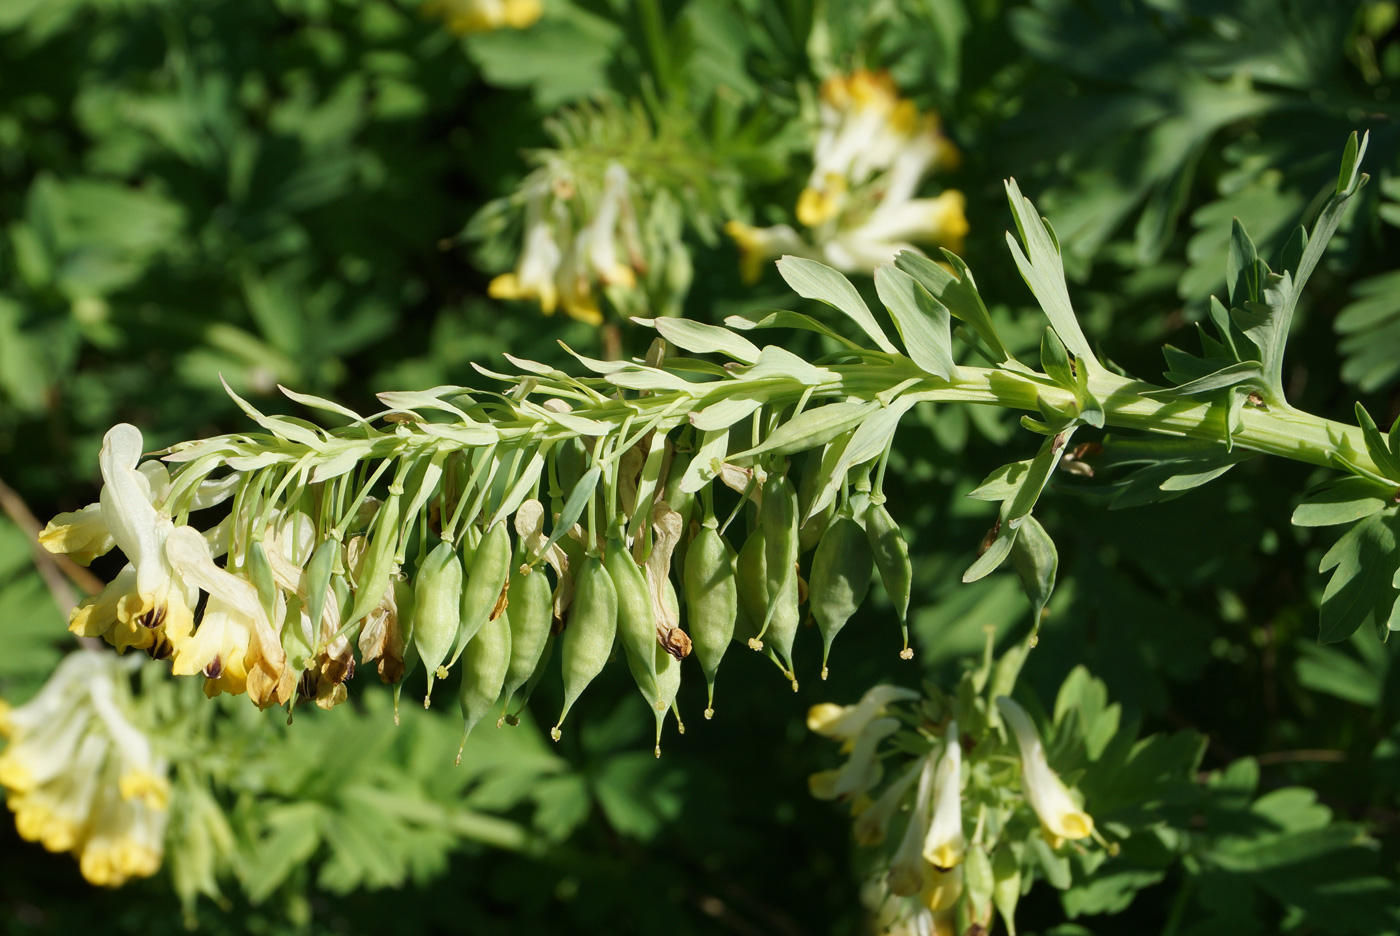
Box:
left=500, top=555, right=553, bottom=715
left=759, top=473, right=799, bottom=639
left=456, top=606, right=512, bottom=763
left=864, top=501, right=914, bottom=657
left=735, top=526, right=799, bottom=688
left=391, top=578, right=418, bottom=725
left=413, top=540, right=463, bottom=707
left=303, top=538, right=340, bottom=637
left=684, top=523, right=738, bottom=719
left=735, top=526, right=767, bottom=644
left=605, top=533, right=660, bottom=706
left=651, top=644, right=683, bottom=757
left=451, top=520, right=512, bottom=666
left=347, top=491, right=401, bottom=628
left=552, top=554, right=617, bottom=740
left=555, top=437, right=588, bottom=502
left=244, top=540, right=279, bottom=623
left=809, top=514, right=874, bottom=679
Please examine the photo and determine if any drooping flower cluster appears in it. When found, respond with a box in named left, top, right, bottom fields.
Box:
left=422, top=0, right=542, bottom=35
left=0, top=651, right=170, bottom=887
left=727, top=69, right=966, bottom=279
left=808, top=677, right=1097, bottom=935
left=489, top=163, right=646, bottom=324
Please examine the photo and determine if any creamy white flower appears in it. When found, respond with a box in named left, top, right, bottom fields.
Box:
left=809, top=715, right=899, bottom=801
left=807, top=684, right=919, bottom=743
left=996, top=696, right=1094, bottom=844
left=423, top=0, right=542, bottom=34
left=489, top=184, right=563, bottom=314
left=0, top=650, right=169, bottom=887
left=166, top=526, right=294, bottom=708
left=724, top=221, right=813, bottom=283
left=887, top=748, right=938, bottom=896
left=853, top=761, right=921, bottom=846
left=582, top=163, right=639, bottom=288
left=63, top=426, right=196, bottom=658
left=922, top=722, right=965, bottom=870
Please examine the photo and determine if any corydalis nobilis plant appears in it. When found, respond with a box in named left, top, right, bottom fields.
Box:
left=40, top=133, right=1398, bottom=754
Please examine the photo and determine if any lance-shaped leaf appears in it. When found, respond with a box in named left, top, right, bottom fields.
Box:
left=806, top=399, right=916, bottom=521
left=1003, top=179, right=1100, bottom=374
left=873, top=265, right=957, bottom=381
left=1318, top=508, right=1400, bottom=643
left=725, top=309, right=868, bottom=351
left=1234, top=133, right=1370, bottom=401
left=734, top=400, right=880, bottom=460
left=538, top=465, right=601, bottom=559
left=1354, top=402, right=1400, bottom=482
left=680, top=428, right=730, bottom=494
left=1140, top=361, right=1263, bottom=399
left=638, top=316, right=761, bottom=364
left=896, top=249, right=1012, bottom=365
left=1292, top=476, right=1395, bottom=528
left=776, top=256, right=898, bottom=353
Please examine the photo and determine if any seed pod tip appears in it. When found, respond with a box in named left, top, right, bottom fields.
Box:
left=747, top=637, right=763, bottom=651
left=704, top=707, right=714, bottom=720
left=821, top=666, right=829, bottom=680
left=899, top=648, right=914, bottom=660
left=550, top=726, right=562, bottom=741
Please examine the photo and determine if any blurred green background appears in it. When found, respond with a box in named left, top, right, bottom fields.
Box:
left=1, top=0, right=1398, bottom=933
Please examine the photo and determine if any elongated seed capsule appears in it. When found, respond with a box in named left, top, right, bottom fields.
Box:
left=652, top=644, right=682, bottom=757
left=244, top=539, right=279, bottom=622
left=456, top=606, right=512, bottom=763
left=348, top=491, right=401, bottom=628
left=809, top=514, right=874, bottom=678
left=552, top=554, right=617, bottom=740
left=414, top=540, right=463, bottom=707
left=391, top=578, right=417, bottom=725
left=684, top=523, right=738, bottom=719
left=736, top=526, right=767, bottom=648
left=605, top=533, right=660, bottom=706
left=736, top=526, right=800, bottom=687
left=864, top=501, right=914, bottom=657
left=758, top=473, right=799, bottom=643
left=303, top=538, right=340, bottom=640
left=499, top=555, right=553, bottom=717
left=451, top=520, right=512, bottom=666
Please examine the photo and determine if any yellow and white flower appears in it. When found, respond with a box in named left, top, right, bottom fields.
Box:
left=491, top=163, right=644, bottom=324
left=489, top=184, right=564, bottom=314
left=0, top=651, right=169, bottom=888
left=727, top=69, right=965, bottom=278
left=49, top=425, right=199, bottom=659
left=164, top=526, right=293, bottom=706
left=423, top=0, right=542, bottom=35
left=807, top=684, right=919, bottom=744
left=886, top=749, right=938, bottom=896
left=808, top=715, right=899, bottom=801
left=922, top=722, right=965, bottom=870
left=996, top=696, right=1094, bottom=846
